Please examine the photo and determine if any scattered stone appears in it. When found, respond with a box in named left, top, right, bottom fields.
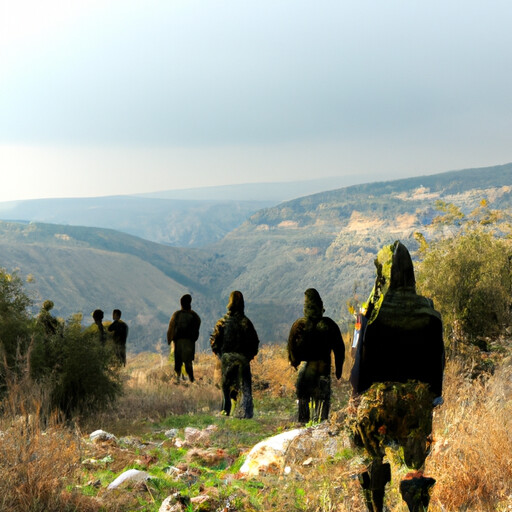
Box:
left=182, top=424, right=218, bottom=446
left=159, top=492, right=191, bottom=512
left=165, top=428, right=179, bottom=439
left=239, top=428, right=303, bottom=476
left=186, top=447, right=231, bottom=467
left=240, top=423, right=342, bottom=477
left=107, top=469, right=151, bottom=490
left=90, top=429, right=117, bottom=444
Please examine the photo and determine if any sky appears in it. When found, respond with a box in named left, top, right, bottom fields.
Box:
left=1, top=0, right=512, bottom=202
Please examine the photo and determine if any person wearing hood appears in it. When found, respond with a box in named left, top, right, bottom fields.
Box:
left=210, top=291, right=259, bottom=418
left=287, top=288, right=345, bottom=423
left=349, top=241, right=445, bottom=512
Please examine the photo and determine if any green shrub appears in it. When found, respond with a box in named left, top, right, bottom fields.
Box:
left=416, top=229, right=512, bottom=352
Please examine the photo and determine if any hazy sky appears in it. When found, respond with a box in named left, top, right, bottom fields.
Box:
left=1, top=0, right=512, bottom=201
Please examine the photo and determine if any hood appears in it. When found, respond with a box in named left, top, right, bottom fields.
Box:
left=227, top=290, right=245, bottom=314
left=303, top=288, right=324, bottom=320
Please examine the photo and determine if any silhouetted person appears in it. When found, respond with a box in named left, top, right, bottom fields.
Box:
left=288, top=288, right=345, bottom=423
left=37, top=300, right=60, bottom=337
left=210, top=291, right=259, bottom=418
left=92, top=309, right=106, bottom=344
left=349, top=241, right=445, bottom=512
left=167, top=294, right=201, bottom=382
left=108, top=309, right=129, bottom=366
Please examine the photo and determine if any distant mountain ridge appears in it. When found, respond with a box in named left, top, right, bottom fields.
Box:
left=0, top=163, right=510, bottom=352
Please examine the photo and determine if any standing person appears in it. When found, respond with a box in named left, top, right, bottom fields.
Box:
left=210, top=291, right=259, bottom=418
left=287, top=288, right=345, bottom=423
left=108, top=309, right=129, bottom=366
left=349, top=241, right=445, bottom=512
left=92, top=309, right=106, bottom=344
left=167, top=294, right=201, bottom=383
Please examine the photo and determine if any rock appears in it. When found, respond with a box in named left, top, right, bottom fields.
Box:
left=107, top=469, right=151, bottom=490
left=186, top=447, right=231, bottom=467
left=182, top=424, right=218, bottom=446
left=165, top=428, right=179, bottom=439
left=240, top=423, right=341, bottom=477
left=159, top=492, right=191, bottom=512
left=90, top=429, right=117, bottom=444
left=239, top=428, right=303, bottom=476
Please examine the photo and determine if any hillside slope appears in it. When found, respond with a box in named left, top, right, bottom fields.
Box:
left=0, top=221, right=235, bottom=351
left=213, top=163, right=512, bottom=342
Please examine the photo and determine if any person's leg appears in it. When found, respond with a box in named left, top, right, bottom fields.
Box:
left=174, top=340, right=183, bottom=382
left=240, top=363, right=253, bottom=419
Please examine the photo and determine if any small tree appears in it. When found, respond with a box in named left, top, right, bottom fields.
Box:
left=415, top=229, right=512, bottom=355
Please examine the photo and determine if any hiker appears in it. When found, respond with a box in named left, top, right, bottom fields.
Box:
left=107, top=309, right=129, bottom=366
left=92, top=309, right=106, bottom=344
left=167, top=294, right=201, bottom=382
left=349, top=241, right=445, bottom=512
left=37, top=300, right=60, bottom=337
left=210, top=291, right=259, bottom=418
left=287, top=288, right=345, bottom=423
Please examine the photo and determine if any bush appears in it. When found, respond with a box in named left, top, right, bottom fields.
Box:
left=30, top=313, right=122, bottom=419
left=416, top=230, right=512, bottom=353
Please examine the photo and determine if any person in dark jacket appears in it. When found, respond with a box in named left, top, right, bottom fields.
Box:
left=167, top=294, right=201, bottom=382
left=108, top=309, right=129, bottom=366
left=210, top=291, right=259, bottom=418
left=349, top=241, right=445, bottom=512
left=288, top=288, right=345, bottom=423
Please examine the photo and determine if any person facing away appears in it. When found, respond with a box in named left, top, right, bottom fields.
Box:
left=349, top=241, right=445, bottom=512
left=37, top=300, right=60, bottom=337
left=107, top=309, right=129, bottom=366
left=210, top=290, right=259, bottom=418
left=287, top=288, right=345, bottom=423
left=167, top=294, right=201, bottom=383
left=92, top=309, right=106, bottom=344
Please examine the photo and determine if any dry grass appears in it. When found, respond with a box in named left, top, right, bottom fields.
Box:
left=1, top=344, right=511, bottom=511
left=428, top=359, right=512, bottom=511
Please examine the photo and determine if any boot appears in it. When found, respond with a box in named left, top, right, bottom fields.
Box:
left=399, top=474, right=436, bottom=512
left=358, top=461, right=391, bottom=512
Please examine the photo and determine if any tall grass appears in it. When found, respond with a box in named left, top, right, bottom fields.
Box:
left=0, top=345, right=511, bottom=511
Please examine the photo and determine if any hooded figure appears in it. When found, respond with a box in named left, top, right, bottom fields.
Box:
left=167, top=294, right=201, bottom=382
left=288, top=288, right=345, bottom=423
left=210, top=291, right=259, bottom=418
left=349, top=241, right=445, bottom=512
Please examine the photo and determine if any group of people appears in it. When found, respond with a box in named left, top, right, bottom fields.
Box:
left=166, top=241, right=445, bottom=512
left=92, top=308, right=129, bottom=366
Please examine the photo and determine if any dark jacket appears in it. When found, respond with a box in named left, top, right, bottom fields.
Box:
left=350, top=241, right=445, bottom=396
left=210, top=291, right=259, bottom=361
left=288, top=288, right=345, bottom=379
left=167, top=309, right=201, bottom=345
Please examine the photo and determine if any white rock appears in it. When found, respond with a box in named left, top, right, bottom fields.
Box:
left=239, top=428, right=303, bottom=476
left=107, top=469, right=150, bottom=490
left=90, top=429, right=117, bottom=443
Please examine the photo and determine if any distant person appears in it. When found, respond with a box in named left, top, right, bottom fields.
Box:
left=167, top=294, right=201, bottom=383
left=287, top=288, right=345, bottom=423
left=108, top=309, right=129, bottom=366
left=210, top=291, right=259, bottom=418
left=349, top=241, right=445, bottom=512
left=37, top=300, right=60, bottom=337
left=92, top=309, right=106, bottom=344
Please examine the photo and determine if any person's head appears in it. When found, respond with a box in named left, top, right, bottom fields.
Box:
left=42, top=300, right=54, bottom=312
left=180, top=294, right=192, bottom=310
left=112, top=309, right=122, bottom=321
left=227, top=290, right=244, bottom=314
left=92, top=309, right=104, bottom=323
left=303, top=288, right=324, bottom=320
left=389, top=241, right=416, bottom=291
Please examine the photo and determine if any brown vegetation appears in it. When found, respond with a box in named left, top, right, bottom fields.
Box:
left=0, top=345, right=511, bottom=511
